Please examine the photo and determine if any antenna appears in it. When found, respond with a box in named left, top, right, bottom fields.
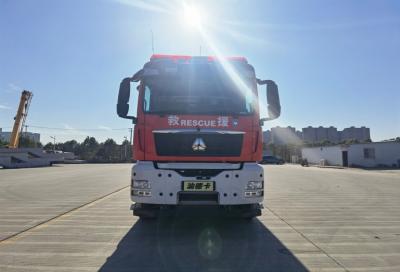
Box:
left=151, top=30, right=154, bottom=54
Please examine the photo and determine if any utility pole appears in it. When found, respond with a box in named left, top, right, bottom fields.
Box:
left=129, top=128, right=133, bottom=146
left=124, top=136, right=128, bottom=161
left=50, top=136, right=56, bottom=153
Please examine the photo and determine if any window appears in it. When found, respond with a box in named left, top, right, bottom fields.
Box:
left=143, top=86, right=150, bottom=112
left=363, top=148, right=375, bottom=159
left=141, top=62, right=255, bottom=115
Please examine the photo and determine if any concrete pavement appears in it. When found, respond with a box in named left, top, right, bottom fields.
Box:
left=0, top=164, right=130, bottom=241
left=0, top=164, right=400, bottom=271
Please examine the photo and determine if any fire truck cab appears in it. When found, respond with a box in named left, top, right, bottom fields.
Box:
left=117, top=54, right=280, bottom=218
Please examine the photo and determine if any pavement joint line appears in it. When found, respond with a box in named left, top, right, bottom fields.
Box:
left=265, top=205, right=351, bottom=272
left=0, top=186, right=129, bottom=245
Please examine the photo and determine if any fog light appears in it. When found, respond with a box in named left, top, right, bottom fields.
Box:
left=244, top=190, right=263, bottom=197
left=132, top=189, right=152, bottom=197
left=246, top=180, right=263, bottom=190
left=133, top=180, right=150, bottom=189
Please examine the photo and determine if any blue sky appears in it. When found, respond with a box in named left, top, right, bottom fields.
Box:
left=1, top=0, right=399, bottom=144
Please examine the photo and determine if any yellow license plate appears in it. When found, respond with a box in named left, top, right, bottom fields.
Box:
left=183, top=181, right=214, bottom=191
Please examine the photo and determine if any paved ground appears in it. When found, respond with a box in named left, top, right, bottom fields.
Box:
left=0, top=164, right=399, bottom=271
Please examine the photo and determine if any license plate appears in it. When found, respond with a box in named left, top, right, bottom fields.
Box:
left=183, top=181, right=214, bottom=192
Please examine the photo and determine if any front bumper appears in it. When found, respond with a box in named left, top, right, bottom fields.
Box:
left=131, top=161, right=264, bottom=205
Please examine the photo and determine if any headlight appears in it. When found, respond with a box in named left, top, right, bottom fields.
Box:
left=246, top=180, right=263, bottom=190
left=132, top=180, right=150, bottom=189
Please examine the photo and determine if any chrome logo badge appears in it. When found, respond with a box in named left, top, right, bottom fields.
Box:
left=192, top=138, right=207, bottom=151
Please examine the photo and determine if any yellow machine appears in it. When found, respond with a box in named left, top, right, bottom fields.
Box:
left=8, top=90, right=33, bottom=148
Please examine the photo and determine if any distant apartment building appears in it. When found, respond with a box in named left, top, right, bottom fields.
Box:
left=270, top=126, right=302, bottom=145
left=264, top=126, right=371, bottom=145
left=263, top=130, right=272, bottom=144
left=339, top=126, right=370, bottom=142
left=263, top=126, right=302, bottom=145
left=302, top=126, right=341, bottom=143
left=0, top=128, right=40, bottom=143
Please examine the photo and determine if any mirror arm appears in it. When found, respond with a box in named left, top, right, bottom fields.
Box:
left=259, top=117, right=274, bottom=126
left=257, top=78, right=273, bottom=85
left=132, top=69, right=143, bottom=82
left=120, top=114, right=137, bottom=124
left=256, top=78, right=265, bottom=85
left=260, top=116, right=273, bottom=122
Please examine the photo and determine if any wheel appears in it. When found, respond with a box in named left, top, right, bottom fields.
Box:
left=225, top=204, right=261, bottom=219
left=133, top=203, right=159, bottom=219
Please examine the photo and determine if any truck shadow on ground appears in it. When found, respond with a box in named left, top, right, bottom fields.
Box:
left=99, top=208, right=308, bottom=272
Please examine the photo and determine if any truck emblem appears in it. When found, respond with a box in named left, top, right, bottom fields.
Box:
left=192, top=138, right=206, bottom=151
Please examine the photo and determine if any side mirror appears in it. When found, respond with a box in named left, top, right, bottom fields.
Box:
left=117, top=77, right=137, bottom=123
left=257, top=79, right=281, bottom=122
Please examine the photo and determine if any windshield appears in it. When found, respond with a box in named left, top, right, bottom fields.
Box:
left=142, top=63, right=256, bottom=115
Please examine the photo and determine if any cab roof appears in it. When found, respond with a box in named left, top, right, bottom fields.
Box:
left=150, top=54, right=248, bottom=63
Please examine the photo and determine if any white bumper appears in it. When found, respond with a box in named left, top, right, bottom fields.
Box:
left=131, top=161, right=264, bottom=205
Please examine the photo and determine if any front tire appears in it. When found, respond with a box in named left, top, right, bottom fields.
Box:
left=133, top=203, right=159, bottom=219
left=225, top=204, right=262, bottom=219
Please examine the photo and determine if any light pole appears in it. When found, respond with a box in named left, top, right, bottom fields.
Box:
left=50, top=136, right=56, bottom=153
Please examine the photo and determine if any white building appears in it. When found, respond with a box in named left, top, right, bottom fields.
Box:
left=302, top=141, right=400, bottom=168
left=0, top=128, right=40, bottom=143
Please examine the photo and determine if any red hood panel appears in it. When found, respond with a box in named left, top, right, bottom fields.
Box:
left=134, top=114, right=262, bottom=162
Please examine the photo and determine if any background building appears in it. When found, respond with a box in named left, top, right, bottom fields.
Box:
left=0, top=128, right=40, bottom=143
left=262, top=130, right=272, bottom=145
left=270, top=126, right=302, bottom=145
left=339, top=126, right=370, bottom=142
left=301, top=141, right=400, bottom=168
left=264, top=126, right=371, bottom=145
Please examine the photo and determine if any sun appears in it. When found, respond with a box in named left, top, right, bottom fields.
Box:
left=183, top=4, right=203, bottom=28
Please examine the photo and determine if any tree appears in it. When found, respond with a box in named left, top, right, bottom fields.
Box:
left=80, top=136, right=100, bottom=161
left=96, top=138, right=119, bottom=162
left=344, top=138, right=359, bottom=145
left=121, top=139, right=132, bottom=162
left=43, top=142, right=54, bottom=151
left=0, top=139, right=8, bottom=148
left=61, top=140, right=79, bottom=153
left=39, top=136, right=132, bottom=163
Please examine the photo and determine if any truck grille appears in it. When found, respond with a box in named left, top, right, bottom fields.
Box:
left=154, top=132, right=243, bottom=157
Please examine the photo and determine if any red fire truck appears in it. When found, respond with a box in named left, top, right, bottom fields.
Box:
left=117, top=54, right=280, bottom=218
